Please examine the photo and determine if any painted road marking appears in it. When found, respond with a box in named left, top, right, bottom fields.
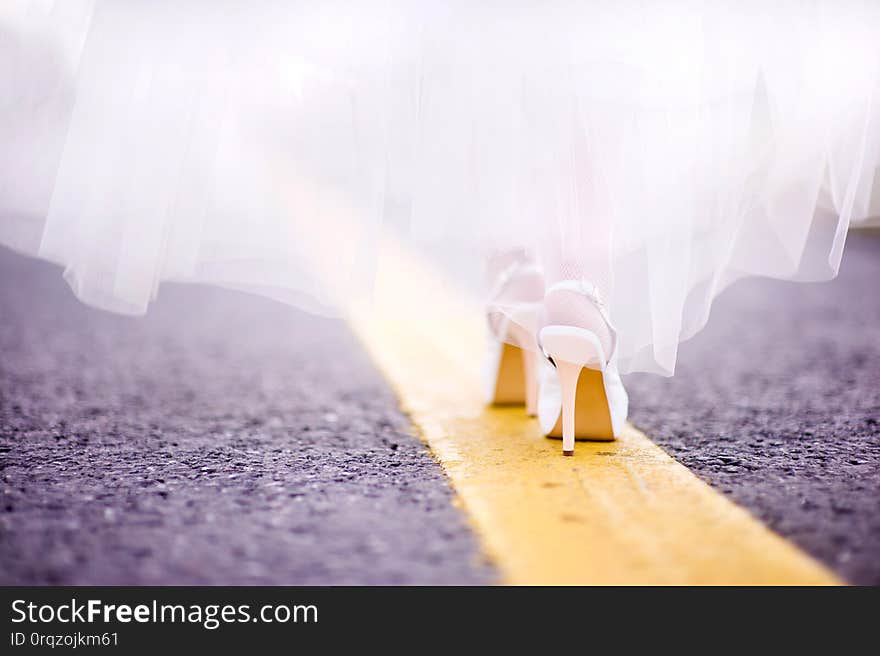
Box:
left=349, top=236, right=841, bottom=585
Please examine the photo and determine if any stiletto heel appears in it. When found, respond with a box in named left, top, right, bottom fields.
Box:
left=486, top=318, right=540, bottom=414
left=484, top=258, right=544, bottom=414
left=554, top=359, right=581, bottom=455
left=538, top=281, right=628, bottom=455
left=522, top=347, right=538, bottom=417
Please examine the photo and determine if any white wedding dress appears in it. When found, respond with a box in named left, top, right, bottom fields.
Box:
left=2, top=0, right=879, bottom=374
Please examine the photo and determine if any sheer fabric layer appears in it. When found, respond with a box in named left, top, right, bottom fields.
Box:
left=2, top=0, right=879, bottom=373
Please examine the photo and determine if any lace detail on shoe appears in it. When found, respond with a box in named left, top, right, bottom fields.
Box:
left=566, top=279, right=607, bottom=313
left=542, top=279, right=618, bottom=364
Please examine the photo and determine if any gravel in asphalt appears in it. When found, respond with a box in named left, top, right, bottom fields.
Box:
left=0, top=247, right=496, bottom=585
left=626, top=230, right=880, bottom=585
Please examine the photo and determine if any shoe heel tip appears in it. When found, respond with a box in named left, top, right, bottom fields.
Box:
left=562, top=449, right=574, bottom=456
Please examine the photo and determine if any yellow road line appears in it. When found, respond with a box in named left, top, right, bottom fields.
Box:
left=350, top=236, right=842, bottom=585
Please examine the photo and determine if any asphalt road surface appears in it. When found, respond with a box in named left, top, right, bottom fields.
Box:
left=1, top=232, right=878, bottom=584
left=627, top=230, right=880, bottom=585
left=0, top=248, right=495, bottom=585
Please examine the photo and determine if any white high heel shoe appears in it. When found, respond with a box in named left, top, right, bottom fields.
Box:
left=538, top=281, right=628, bottom=455
left=484, top=261, right=544, bottom=416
